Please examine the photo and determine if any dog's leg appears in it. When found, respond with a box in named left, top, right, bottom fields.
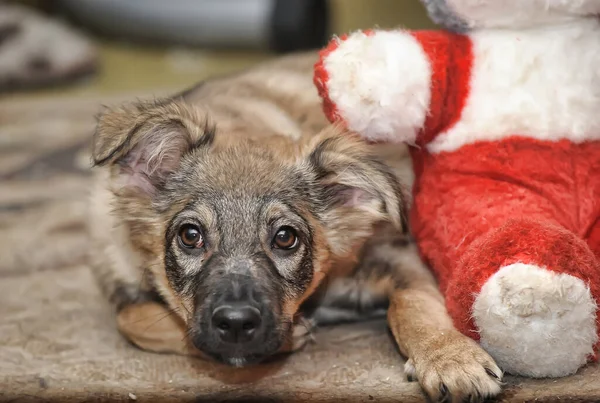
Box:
left=383, top=244, right=503, bottom=403
left=89, top=177, right=189, bottom=356
left=88, top=174, right=160, bottom=311
left=310, top=306, right=387, bottom=326
left=117, top=301, right=198, bottom=355
left=278, top=316, right=317, bottom=354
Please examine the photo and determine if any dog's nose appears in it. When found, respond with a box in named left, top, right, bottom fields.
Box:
left=211, top=304, right=262, bottom=343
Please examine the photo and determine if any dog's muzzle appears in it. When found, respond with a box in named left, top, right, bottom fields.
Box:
left=191, top=273, right=282, bottom=366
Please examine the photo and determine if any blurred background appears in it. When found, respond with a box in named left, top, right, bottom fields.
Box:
left=1, top=0, right=435, bottom=102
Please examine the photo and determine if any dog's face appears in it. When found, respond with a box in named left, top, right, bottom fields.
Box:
left=93, top=99, right=406, bottom=366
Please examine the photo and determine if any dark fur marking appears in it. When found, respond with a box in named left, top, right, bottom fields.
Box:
left=164, top=245, right=185, bottom=294
left=93, top=120, right=142, bottom=166
left=112, top=281, right=164, bottom=312
left=189, top=253, right=216, bottom=294
left=391, top=236, right=410, bottom=248
left=307, top=137, right=334, bottom=181
left=191, top=258, right=217, bottom=307
left=164, top=209, right=214, bottom=295
left=294, top=244, right=314, bottom=293
left=326, top=289, right=389, bottom=313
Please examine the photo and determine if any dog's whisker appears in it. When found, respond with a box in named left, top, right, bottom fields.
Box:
left=181, top=303, right=191, bottom=316
left=126, top=306, right=181, bottom=327
left=139, top=307, right=182, bottom=335
left=181, top=327, right=194, bottom=343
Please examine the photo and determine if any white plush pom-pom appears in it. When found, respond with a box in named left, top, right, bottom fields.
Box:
left=473, top=263, right=598, bottom=378
left=322, top=30, right=432, bottom=144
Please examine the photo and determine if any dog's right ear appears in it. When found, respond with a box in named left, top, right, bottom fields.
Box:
left=92, top=99, right=214, bottom=195
left=304, top=125, right=408, bottom=257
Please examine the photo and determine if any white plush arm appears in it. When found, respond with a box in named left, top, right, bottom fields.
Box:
left=315, top=30, right=433, bottom=144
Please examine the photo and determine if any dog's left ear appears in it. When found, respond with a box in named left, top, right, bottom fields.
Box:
left=306, top=126, right=408, bottom=256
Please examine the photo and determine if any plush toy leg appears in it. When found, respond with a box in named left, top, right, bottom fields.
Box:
left=446, top=219, right=600, bottom=378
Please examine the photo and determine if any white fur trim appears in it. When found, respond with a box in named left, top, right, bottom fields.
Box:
left=473, top=263, right=598, bottom=378
left=323, top=30, right=432, bottom=144
left=428, top=19, right=600, bottom=154
left=446, top=0, right=600, bottom=29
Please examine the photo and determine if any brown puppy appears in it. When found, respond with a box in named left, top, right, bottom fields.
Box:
left=88, top=51, right=502, bottom=402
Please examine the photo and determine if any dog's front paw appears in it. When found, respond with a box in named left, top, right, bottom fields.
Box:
left=406, top=331, right=503, bottom=403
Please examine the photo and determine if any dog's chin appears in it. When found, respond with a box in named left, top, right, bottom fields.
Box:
left=193, top=335, right=285, bottom=368
left=204, top=348, right=279, bottom=368
left=221, top=354, right=263, bottom=368
left=191, top=320, right=291, bottom=367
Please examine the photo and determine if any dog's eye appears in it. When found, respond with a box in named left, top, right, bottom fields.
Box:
left=178, top=224, right=204, bottom=249
left=272, top=226, right=298, bottom=250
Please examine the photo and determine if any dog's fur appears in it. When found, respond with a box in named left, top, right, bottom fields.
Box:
left=88, top=51, right=502, bottom=402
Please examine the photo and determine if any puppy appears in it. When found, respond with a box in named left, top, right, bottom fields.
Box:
left=87, top=51, right=502, bottom=402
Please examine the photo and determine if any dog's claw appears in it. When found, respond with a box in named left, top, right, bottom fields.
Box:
left=438, top=383, right=449, bottom=402
left=485, top=367, right=500, bottom=380
left=404, top=358, right=417, bottom=382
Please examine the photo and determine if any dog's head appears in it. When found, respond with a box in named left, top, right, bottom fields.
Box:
left=93, top=99, right=406, bottom=366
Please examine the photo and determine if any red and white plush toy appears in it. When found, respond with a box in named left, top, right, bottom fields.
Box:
left=314, top=0, right=600, bottom=378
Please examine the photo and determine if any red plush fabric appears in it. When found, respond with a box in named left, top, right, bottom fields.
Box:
left=313, top=28, right=600, bottom=358
left=410, top=31, right=473, bottom=147
left=314, top=35, right=345, bottom=125
left=450, top=219, right=600, bottom=341
left=409, top=138, right=600, bottom=340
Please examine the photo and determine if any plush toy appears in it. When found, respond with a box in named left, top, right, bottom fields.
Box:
left=313, top=0, right=600, bottom=378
